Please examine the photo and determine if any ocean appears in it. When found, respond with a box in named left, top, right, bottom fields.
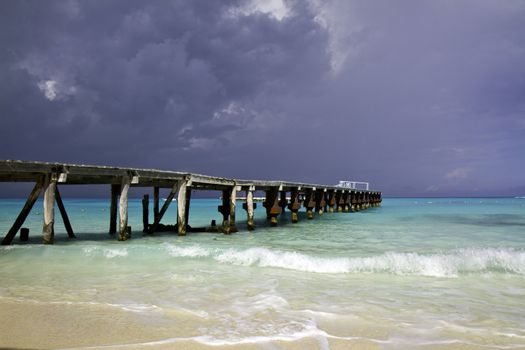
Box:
left=0, top=197, right=524, bottom=349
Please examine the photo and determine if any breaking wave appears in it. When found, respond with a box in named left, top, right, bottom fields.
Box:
left=165, top=245, right=525, bottom=277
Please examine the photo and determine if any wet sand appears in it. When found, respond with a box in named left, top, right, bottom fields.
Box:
left=0, top=300, right=380, bottom=350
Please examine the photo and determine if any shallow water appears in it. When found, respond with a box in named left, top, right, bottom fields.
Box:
left=1, top=197, right=525, bottom=349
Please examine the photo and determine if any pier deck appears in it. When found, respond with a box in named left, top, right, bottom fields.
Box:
left=0, top=160, right=382, bottom=244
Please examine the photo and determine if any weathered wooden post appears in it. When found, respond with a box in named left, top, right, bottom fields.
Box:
left=218, top=187, right=238, bottom=234
left=327, top=190, right=336, bottom=213
left=315, top=189, right=326, bottom=215
left=153, top=187, right=160, bottom=219
left=343, top=191, right=350, bottom=212
left=20, top=228, right=29, bottom=242
left=336, top=191, right=344, bottom=212
left=1, top=179, right=44, bottom=246
left=287, top=188, right=301, bottom=223
left=350, top=191, right=357, bottom=212
left=109, top=184, right=119, bottom=235
left=118, top=176, right=131, bottom=241
left=263, top=188, right=281, bottom=226
left=177, top=180, right=188, bottom=236
left=142, top=194, right=149, bottom=233
left=304, top=188, right=316, bottom=219
left=218, top=189, right=230, bottom=233
left=229, top=185, right=237, bottom=232
left=149, top=182, right=179, bottom=234
left=42, top=174, right=57, bottom=244
left=184, top=188, right=191, bottom=229
left=242, top=186, right=256, bottom=230
left=279, top=190, right=287, bottom=216
left=55, top=186, right=75, bottom=238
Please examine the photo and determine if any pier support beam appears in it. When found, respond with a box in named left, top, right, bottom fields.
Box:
left=279, top=191, right=287, bottom=216
left=218, top=186, right=238, bottom=234
left=287, top=188, right=301, bottom=223
left=42, top=174, right=57, bottom=244
left=343, top=192, right=350, bottom=212
left=55, top=186, right=75, bottom=238
left=229, top=185, right=237, bottom=232
left=242, top=186, right=256, bottom=230
left=335, top=191, right=344, bottom=212
left=142, top=194, right=149, bottom=233
left=263, top=188, right=281, bottom=226
left=118, top=176, right=131, bottom=241
left=109, top=184, right=119, bottom=235
left=153, top=187, right=160, bottom=219
left=149, top=182, right=180, bottom=234
left=1, top=179, right=44, bottom=245
left=315, top=189, right=326, bottom=215
left=351, top=191, right=357, bottom=212
left=304, top=189, right=315, bottom=220
left=327, top=190, right=336, bottom=213
left=177, top=180, right=188, bottom=236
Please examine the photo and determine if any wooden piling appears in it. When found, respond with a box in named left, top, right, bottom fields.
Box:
left=42, top=174, right=57, bottom=244
left=184, top=188, right=191, bottom=229
left=149, top=182, right=179, bottom=234
left=142, top=194, right=149, bottom=233
left=245, top=188, right=255, bottom=230
left=336, top=191, right=344, bottom=212
left=20, top=228, right=29, bottom=242
left=263, top=189, right=281, bottom=226
left=315, top=190, right=326, bottom=215
left=229, top=185, right=237, bottom=232
left=177, top=180, right=188, bottom=236
left=55, top=186, right=75, bottom=238
left=343, top=192, right=350, bottom=212
left=153, top=187, right=160, bottom=219
left=118, top=176, right=130, bottom=241
left=219, top=189, right=230, bottom=233
left=279, top=191, right=287, bottom=215
left=1, top=179, right=43, bottom=245
left=287, top=188, right=300, bottom=223
left=109, top=184, right=119, bottom=234
left=304, top=189, right=315, bottom=220
left=327, top=190, right=336, bottom=213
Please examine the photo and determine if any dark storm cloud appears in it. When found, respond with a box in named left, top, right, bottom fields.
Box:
left=1, top=0, right=524, bottom=196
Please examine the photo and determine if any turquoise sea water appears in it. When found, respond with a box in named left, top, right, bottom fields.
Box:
left=1, top=197, right=525, bottom=348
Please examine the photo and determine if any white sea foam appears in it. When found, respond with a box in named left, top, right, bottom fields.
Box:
left=167, top=245, right=525, bottom=277
left=165, top=244, right=210, bottom=257
left=82, top=246, right=128, bottom=258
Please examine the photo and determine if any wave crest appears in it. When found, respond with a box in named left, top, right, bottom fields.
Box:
left=166, top=245, right=525, bottom=277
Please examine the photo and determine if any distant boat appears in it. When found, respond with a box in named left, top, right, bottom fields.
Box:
left=162, top=198, right=177, bottom=202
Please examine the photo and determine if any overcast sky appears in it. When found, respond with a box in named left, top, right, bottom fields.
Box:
left=1, top=0, right=524, bottom=197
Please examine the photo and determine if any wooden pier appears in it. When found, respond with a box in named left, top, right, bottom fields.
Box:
left=0, top=160, right=382, bottom=245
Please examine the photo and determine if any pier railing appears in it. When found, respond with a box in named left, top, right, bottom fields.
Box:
left=0, top=160, right=382, bottom=245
